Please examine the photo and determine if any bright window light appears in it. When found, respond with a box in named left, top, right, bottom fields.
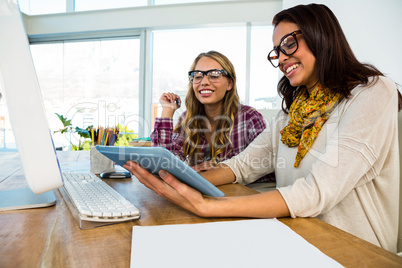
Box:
left=26, top=39, right=141, bottom=150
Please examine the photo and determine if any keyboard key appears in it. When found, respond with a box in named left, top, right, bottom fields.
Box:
left=61, top=172, right=141, bottom=226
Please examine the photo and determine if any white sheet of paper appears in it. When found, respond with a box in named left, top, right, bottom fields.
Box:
left=130, top=219, right=342, bottom=268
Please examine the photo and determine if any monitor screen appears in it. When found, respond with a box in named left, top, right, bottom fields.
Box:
left=0, top=0, right=63, bottom=209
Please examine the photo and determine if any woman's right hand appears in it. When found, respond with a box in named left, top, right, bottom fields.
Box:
left=123, top=161, right=211, bottom=217
left=160, top=92, right=181, bottom=109
left=159, top=92, right=181, bottom=118
left=192, top=160, right=217, bottom=172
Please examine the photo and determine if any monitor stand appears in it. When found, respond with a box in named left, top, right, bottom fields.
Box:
left=0, top=188, right=56, bottom=211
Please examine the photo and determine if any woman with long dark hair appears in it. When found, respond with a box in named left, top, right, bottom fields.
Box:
left=126, top=4, right=400, bottom=252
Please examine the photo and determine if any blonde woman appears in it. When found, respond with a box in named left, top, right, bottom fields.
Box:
left=151, top=51, right=270, bottom=177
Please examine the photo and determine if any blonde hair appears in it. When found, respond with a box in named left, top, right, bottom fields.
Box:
left=174, top=51, right=240, bottom=165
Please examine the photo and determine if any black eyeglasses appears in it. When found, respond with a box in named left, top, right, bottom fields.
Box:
left=188, top=69, right=229, bottom=84
left=267, top=30, right=302, bottom=68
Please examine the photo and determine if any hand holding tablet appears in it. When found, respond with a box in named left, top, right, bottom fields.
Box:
left=95, top=145, right=225, bottom=197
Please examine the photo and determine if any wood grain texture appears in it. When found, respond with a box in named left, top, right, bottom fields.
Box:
left=1, top=151, right=401, bottom=268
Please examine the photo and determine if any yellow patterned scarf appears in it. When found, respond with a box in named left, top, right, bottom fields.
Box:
left=280, top=84, right=343, bottom=167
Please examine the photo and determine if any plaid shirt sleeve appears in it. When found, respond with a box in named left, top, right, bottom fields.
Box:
left=150, top=114, right=186, bottom=161
left=245, top=107, right=267, bottom=143
left=228, top=106, right=275, bottom=183
left=228, top=105, right=267, bottom=157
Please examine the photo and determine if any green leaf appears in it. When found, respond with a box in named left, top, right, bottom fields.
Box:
left=55, top=113, right=72, bottom=127
left=75, top=127, right=90, bottom=139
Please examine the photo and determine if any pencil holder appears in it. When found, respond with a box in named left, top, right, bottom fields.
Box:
left=90, top=146, right=115, bottom=174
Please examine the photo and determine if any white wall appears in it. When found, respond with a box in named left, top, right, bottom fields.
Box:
left=283, top=0, right=402, bottom=88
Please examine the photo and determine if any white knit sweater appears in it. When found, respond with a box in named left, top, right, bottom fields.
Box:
left=223, top=76, right=399, bottom=252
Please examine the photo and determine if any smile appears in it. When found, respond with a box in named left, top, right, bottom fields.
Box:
left=199, top=90, right=214, bottom=94
left=285, top=63, right=299, bottom=74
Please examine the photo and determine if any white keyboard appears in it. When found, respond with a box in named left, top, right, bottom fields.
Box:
left=60, top=172, right=140, bottom=229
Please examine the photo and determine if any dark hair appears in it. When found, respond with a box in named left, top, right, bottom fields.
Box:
left=272, top=4, right=392, bottom=113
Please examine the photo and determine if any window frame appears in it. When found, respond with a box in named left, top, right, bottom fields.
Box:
left=22, top=1, right=282, bottom=137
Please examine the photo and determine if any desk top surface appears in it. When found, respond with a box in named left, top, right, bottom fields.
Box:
left=0, top=151, right=401, bottom=268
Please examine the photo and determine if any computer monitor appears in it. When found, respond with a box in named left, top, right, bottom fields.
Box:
left=0, top=0, right=64, bottom=210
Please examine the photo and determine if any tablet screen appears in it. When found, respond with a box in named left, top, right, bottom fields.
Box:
left=96, top=145, right=225, bottom=197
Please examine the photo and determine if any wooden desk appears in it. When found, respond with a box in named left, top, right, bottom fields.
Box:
left=0, top=151, right=401, bottom=268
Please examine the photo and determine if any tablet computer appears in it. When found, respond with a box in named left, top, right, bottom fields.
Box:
left=95, top=145, right=225, bottom=197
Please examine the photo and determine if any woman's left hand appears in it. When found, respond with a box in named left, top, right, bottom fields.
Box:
left=123, top=161, right=210, bottom=216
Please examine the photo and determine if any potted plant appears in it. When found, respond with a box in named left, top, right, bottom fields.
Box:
left=54, top=113, right=91, bottom=150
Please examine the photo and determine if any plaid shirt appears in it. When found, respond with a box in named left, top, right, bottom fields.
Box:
left=151, top=105, right=274, bottom=182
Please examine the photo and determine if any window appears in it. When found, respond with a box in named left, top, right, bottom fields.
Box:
left=4, top=1, right=282, bottom=150
left=249, top=26, right=280, bottom=109
left=19, top=0, right=65, bottom=15
left=75, top=0, right=148, bottom=12
left=28, top=38, right=141, bottom=149
left=19, top=0, right=251, bottom=14
left=152, top=25, right=279, bottom=125
left=154, top=0, right=239, bottom=4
